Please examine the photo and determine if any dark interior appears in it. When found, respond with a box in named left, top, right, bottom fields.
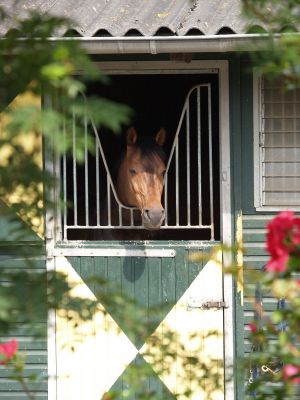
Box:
left=66, top=73, right=220, bottom=241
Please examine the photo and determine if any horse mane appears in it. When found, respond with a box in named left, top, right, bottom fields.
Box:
left=135, top=136, right=167, bottom=163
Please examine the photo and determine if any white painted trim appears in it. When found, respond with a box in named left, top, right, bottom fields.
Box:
left=217, top=61, right=235, bottom=400
left=47, top=59, right=234, bottom=400
left=256, top=206, right=300, bottom=212
left=44, top=95, right=58, bottom=400
left=50, top=248, right=176, bottom=258
left=253, top=71, right=261, bottom=209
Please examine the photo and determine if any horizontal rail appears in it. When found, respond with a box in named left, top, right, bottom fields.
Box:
left=65, top=225, right=214, bottom=230
left=51, top=248, right=176, bottom=257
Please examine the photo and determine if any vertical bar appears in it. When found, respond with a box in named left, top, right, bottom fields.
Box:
left=261, top=77, right=266, bottom=206
left=130, top=208, right=134, bottom=226
left=197, top=87, right=202, bottom=226
left=175, top=136, right=179, bottom=226
left=72, top=111, right=78, bottom=226
left=95, top=142, right=100, bottom=226
left=118, top=204, right=122, bottom=227
left=107, top=179, right=111, bottom=226
left=63, top=118, right=67, bottom=240
left=164, top=175, right=168, bottom=226
left=186, top=99, right=191, bottom=225
left=208, top=85, right=214, bottom=239
left=84, top=114, right=89, bottom=226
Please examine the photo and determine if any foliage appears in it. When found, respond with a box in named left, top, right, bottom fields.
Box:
left=0, top=7, right=224, bottom=400
left=242, top=0, right=300, bottom=88
left=240, top=212, right=300, bottom=399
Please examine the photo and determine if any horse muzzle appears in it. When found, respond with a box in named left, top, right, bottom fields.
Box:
left=142, top=207, right=165, bottom=230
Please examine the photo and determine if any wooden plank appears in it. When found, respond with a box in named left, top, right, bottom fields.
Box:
left=121, top=256, right=134, bottom=301
left=242, top=217, right=273, bottom=229
left=0, top=368, right=47, bottom=378
left=94, top=255, right=107, bottom=300
left=0, top=380, right=47, bottom=391
left=243, top=232, right=266, bottom=242
left=0, top=394, right=47, bottom=399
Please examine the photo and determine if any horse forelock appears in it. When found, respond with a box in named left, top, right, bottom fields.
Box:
left=136, top=136, right=166, bottom=164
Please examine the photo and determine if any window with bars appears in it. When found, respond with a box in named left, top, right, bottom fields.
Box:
left=254, top=75, right=300, bottom=209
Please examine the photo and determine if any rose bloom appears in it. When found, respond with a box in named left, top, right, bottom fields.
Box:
left=0, top=339, right=18, bottom=365
left=266, top=211, right=300, bottom=273
left=248, top=321, right=257, bottom=334
left=283, top=364, right=300, bottom=384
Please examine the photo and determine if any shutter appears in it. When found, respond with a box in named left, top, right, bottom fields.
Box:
left=260, top=76, right=300, bottom=207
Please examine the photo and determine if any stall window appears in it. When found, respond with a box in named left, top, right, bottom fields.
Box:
left=254, top=75, right=300, bottom=210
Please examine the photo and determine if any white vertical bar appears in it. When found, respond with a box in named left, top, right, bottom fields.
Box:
left=218, top=60, right=234, bottom=400
left=72, top=112, right=78, bottom=226
left=95, top=141, right=100, bottom=226
left=118, top=204, right=122, bottom=226
left=186, top=100, right=191, bottom=225
left=84, top=115, right=89, bottom=226
left=197, top=87, right=202, bottom=225
left=175, top=137, right=179, bottom=226
left=130, top=208, right=134, bottom=226
left=107, top=180, right=111, bottom=226
left=208, top=85, right=214, bottom=240
left=261, top=77, right=266, bottom=205
left=63, top=119, right=67, bottom=240
left=164, top=175, right=168, bottom=226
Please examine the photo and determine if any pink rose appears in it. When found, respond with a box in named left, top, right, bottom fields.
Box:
left=265, top=254, right=289, bottom=273
left=0, top=339, right=18, bottom=365
left=266, top=212, right=300, bottom=273
left=248, top=321, right=257, bottom=333
left=283, top=364, right=300, bottom=383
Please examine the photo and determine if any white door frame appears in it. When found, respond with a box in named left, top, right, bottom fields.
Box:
left=46, top=59, right=233, bottom=400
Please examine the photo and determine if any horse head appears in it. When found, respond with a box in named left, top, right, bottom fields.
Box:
left=116, top=127, right=166, bottom=230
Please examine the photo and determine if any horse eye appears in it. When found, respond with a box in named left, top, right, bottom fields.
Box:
left=129, top=169, right=137, bottom=175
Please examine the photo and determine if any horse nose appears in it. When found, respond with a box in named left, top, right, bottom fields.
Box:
left=144, top=207, right=165, bottom=226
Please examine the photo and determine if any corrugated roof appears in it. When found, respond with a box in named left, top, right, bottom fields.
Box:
left=0, top=0, right=252, bottom=37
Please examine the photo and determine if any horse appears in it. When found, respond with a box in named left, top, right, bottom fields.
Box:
left=115, top=127, right=166, bottom=231
left=85, top=127, right=167, bottom=241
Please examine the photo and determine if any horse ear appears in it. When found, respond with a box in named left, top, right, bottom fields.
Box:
left=127, top=127, right=137, bottom=145
left=155, top=128, right=166, bottom=146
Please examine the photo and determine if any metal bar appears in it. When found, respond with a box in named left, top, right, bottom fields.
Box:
left=95, top=142, right=100, bottom=226
left=107, top=181, right=111, bottom=226
left=51, top=248, right=176, bottom=258
left=63, top=118, right=67, bottom=240
left=66, top=224, right=212, bottom=230
left=72, top=111, right=78, bottom=227
left=175, top=135, right=179, bottom=226
left=130, top=208, right=134, bottom=226
left=164, top=174, right=168, bottom=226
left=118, top=204, right=122, bottom=226
left=197, top=86, right=202, bottom=225
left=84, top=114, right=89, bottom=226
left=186, top=98, right=191, bottom=225
left=208, top=85, right=214, bottom=240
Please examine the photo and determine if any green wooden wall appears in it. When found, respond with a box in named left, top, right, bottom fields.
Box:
left=0, top=204, right=47, bottom=399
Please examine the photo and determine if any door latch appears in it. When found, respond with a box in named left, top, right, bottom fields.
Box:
left=187, top=298, right=228, bottom=311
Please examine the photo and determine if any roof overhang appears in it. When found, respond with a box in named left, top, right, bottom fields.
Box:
left=46, top=33, right=291, bottom=54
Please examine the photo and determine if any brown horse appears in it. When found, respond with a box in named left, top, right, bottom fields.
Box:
left=115, top=127, right=166, bottom=230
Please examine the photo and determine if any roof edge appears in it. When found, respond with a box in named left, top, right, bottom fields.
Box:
left=2, top=33, right=298, bottom=54
left=48, top=33, right=299, bottom=54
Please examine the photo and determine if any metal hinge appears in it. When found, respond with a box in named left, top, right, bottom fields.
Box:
left=187, top=298, right=228, bottom=311
left=259, top=131, right=264, bottom=147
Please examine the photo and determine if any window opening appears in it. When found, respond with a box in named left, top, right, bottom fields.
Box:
left=256, top=75, right=300, bottom=208
left=61, top=74, right=220, bottom=241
